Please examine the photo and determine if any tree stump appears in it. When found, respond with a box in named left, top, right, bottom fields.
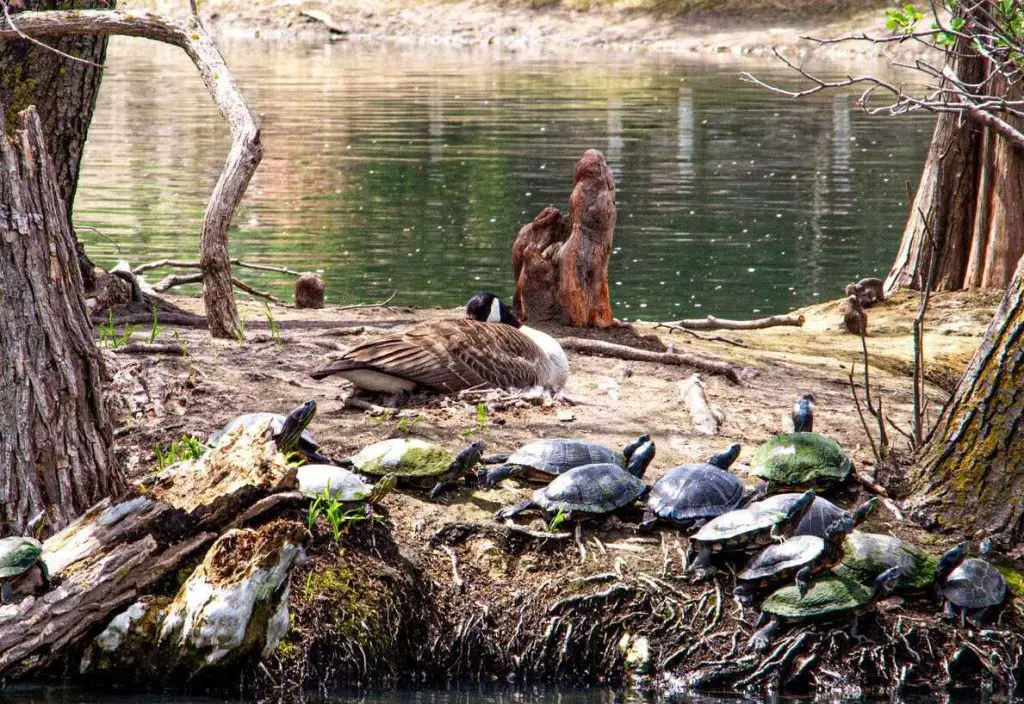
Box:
left=295, top=272, right=325, bottom=309
left=0, top=105, right=121, bottom=536
left=512, top=150, right=616, bottom=327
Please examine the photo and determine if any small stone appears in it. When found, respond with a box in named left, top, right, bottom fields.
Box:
left=557, top=410, right=575, bottom=422
left=294, top=272, right=325, bottom=309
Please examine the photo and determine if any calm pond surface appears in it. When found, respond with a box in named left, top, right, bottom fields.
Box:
left=76, top=39, right=934, bottom=318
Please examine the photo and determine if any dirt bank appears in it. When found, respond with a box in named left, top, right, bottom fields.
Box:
left=135, top=0, right=928, bottom=60
left=99, top=288, right=1024, bottom=698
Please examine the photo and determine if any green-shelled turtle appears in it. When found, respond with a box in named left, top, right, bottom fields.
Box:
left=0, top=537, right=49, bottom=604
left=833, top=531, right=937, bottom=592
left=346, top=438, right=483, bottom=499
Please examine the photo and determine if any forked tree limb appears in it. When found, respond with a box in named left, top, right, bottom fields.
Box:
left=150, top=271, right=286, bottom=305
left=1, top=9, right=263, bottom=340
left=651, top=314, right=804, bottom=331
left=558, top=337, right=742, bottom=384
left=133, top=258, right=303, bottom=277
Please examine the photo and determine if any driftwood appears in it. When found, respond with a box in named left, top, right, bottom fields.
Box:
left=114, top=343, right=188, bottom=356
left=2, top=9, right=263, bottom=340
left=133, top=258, right=302, bottom=277
left=149, top=271, right=287, bottom=305
left=0, top=424, right=297, bottom=679
left=679, top=374, right=720, bottom=436
left=653, top=314, right=805, bottom=331
left=299, top=8, right=350, bottom=34
left=558, top=337, right=742, bottom=384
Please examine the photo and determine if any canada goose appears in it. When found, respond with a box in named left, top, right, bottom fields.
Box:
left=310, top=292, right=569, bottom=394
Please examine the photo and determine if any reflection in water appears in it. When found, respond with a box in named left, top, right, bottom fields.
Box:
left=76, top=40, right=933, bottom=318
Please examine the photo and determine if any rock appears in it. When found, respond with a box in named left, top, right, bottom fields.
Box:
left=295, top=272, right=325, bottom=309
left=80, top=520, right=307, bottom=681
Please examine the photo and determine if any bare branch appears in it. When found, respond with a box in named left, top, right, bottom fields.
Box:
left=1, top=0, right=104, bottom=68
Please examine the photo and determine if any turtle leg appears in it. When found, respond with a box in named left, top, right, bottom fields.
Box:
left=480, top=465, right=514, bottom=488
left=429, top=481, right=460, bottom=500
left=480, top=453, right=510, bottom=465
left=943, top=600, right=955, bottom=621
left=769, top=523, right=787, bottom=544
left=689, top=519, right=708, bottom=532
left=687, top=545, right=718, bottom=581
left=304, top=449, right=333, bottom=465
left=1, top=580, right=11, bottom=605
left=637, top=509, right=658, bottom=534
left=746, top=616, right=780, bottom=653
left=369, top=474, right=397, bottom=504
left=496, top=499, right=534, bottom=521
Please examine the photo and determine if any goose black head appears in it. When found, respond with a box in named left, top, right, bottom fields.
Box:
left=792, top=392, right=816, bottom=433
left=466, top=292, right=521, bottom=328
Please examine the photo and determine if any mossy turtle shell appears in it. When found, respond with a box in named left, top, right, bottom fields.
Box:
left=297, top=465, right=375, bottom=502
left=834, top=531, right=937, bottom=591
left=740, top=535, right=824, bottom=582
left=750, top=432, right=852, bottom=487
left=508, top=439, right=622, bottom=477
left=754, top=494, right=849, bottom=538
left=0, top=537, right=43, bottom=579
left=692, top=504, right=786, bottom=544
left=534, top=463, right=646, bottom=515
left=762, top=571, right=872, bottom=619
left=647, top=464, right=744, bottom=524
left=944, top=558, right=1007, bottom=609
left=353, top=438, right=454, bottom=478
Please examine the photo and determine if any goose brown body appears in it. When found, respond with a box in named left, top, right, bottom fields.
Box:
left=311, top=318, right=568, bottom=393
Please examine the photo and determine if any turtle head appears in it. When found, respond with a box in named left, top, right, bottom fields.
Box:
left=625, top=440, right=656, bottom=478
left=784, top=489, right=816, bottom=530
left=824, top=516, right=854, bottom=547
left=277, top=400, right=317, bottom=453
left=466, top=292, right=521, bottom=328
left=852, top=497, right=878, bottom=526
left=622, top=433, right=652, bottom=461
left=792, top=393, right=815, bottom=433
left=873, top=566, right=903, bottom=598
left=936, top=542, right=968, bottom=583
left=980, top=537, right=994, bottom=558
left=709, top=443, right=741, bottom=470
left=450, top=441, right=485, bottom=475
left=795, top=566, right=814, bottom=598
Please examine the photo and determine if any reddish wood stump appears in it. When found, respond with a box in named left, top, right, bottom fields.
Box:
left=512, top=149, right=616, bottom=327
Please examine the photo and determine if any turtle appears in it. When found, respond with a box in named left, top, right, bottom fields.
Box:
left=494, top=440, right=656, bottom=522
left=936, top=540, right=1008, bottom=627
left=752, top=494, right=876, bottom=538
left=833, top=531, right=938, bottom=592
left=208, top=399, right=326, bottom=463
left=734, top=516, right=854, bottom=602
left=478, top=434, right=650, bottom=488
left=792, top=392, right=815, bottom=432
left=638, top=443, right=746, bottom=532
left=747, top=566, right=902, bottom=652
left=297, top=465, right=398, bottom=517
left=344, top=438, right=484, bottom=499
left=0, top=537, right=50, bottom=605
left=686, top=489, right=817, bottom=578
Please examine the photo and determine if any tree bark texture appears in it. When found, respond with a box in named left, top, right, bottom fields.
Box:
left=3, top=8, right=265, bottom=340
left=885, top=6, right=1024, bottom=293
left=0, top=106, right=120, bottom=536
left=0, top=0, right=113, bottom=290
left=512, top=149, right=615, bottom=327
left=911, top=256, right=1024, bottom=544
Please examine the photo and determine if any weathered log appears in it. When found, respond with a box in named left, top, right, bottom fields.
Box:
left=0, top=423, right=297, bottom=678
left=558, top=337, right=742, bottom=384
left=679, top=374, right=720, bottom=436
left=0, top=105, right=121, bottom=536
left=512, top=150, right=615, bottom=327
left=1, top=8, right=264, bottom=340
left=653, top=314, right=805, bottom=331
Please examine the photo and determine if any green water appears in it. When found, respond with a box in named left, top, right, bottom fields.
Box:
left=76, top=40, right=933, bottom=318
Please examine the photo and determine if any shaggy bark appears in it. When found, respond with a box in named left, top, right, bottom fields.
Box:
left=0, top=0, right=113, bottom=290
left=885, top=10, right=1024, bottom=293
left=911, top=256, right=1024, bottom=543
left=512, top=150, right=615, bottom=327
left=0, top=106, right=120, bottom=535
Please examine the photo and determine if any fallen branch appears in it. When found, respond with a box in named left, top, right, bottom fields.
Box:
left=134, top=258, right=302, bottom=277
left=558, top=337, right=741, bottom=384
left=679, top=374, right=720, bottom=436
left=299, top=8, right=350, bottom=34
left=336, top=290, right=399, bottom=311
left=92, top=311, right=207, bottom=328
left=440, top=545, right=464, bottom=592
left=114, top=342, right=187, bottom=356
left=2, top=9, right=264, bottom=339
left=652, top=314, right=804, bottom=331
left=150, top=270, right=287, bottom=305
left=231, top=276, right=287, bottom=305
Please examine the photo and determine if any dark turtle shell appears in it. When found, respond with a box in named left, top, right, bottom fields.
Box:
left=647, top=464, right=744, bottom=525
left=507, top=439, right=622, bottom=479
left=740, top=535, right=824, bottom=583
left=534, top=463, right=647, bottom=515
left=750, top=432, right=851, bottom=488
left=835, top=531, right=937, bottom=591
left=944, top=558, right=1007, bottom=610
left=209, top=412, right=318, bottom=449
left=754, top=494, right=848, bottom=538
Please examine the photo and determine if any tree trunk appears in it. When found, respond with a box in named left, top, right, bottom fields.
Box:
left=910, top=255, right=1024, bottom=544
left=512, top=149, right=615, bottom=327
left=0, top=0, right=113, bottom=291
left=885, top=6, right=1024, bottom=294
left=0, top=105, right=121, bottom=536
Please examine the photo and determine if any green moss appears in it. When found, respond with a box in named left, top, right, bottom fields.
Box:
left=997, top=564, right=1024, bottom=598
left=362, top=446, right=452, bottom=478
left=750, top=433, right=851, bottom=486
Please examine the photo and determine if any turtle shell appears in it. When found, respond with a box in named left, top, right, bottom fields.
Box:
left=691, top=505, right=784, bottom=546
left=943, top=558, right=1007, bottom=609
left=835, top=531, right=937, bottom=591
left=762, top=571, right=872, bottom=620
left=647, top=464, right=744, bottom=525
left=353, top=438, right=453, bottom=478
left=754, top=494, right=849, bottom=538
left=209, top=412, right=318, bottom=449
left=0, top=537, right=43, bottom=579
left=534, top=463, right=647, bottom=515
left=750, top=433, right=852, bottom=488
left=297, top=465, right=374, bottom=502
left=507, top=439, right=621, bottom=478
left=740, top=535, right=824, bottom=582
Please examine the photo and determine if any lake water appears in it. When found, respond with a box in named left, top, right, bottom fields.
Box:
left=76, top=39, right=934, bottom=318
